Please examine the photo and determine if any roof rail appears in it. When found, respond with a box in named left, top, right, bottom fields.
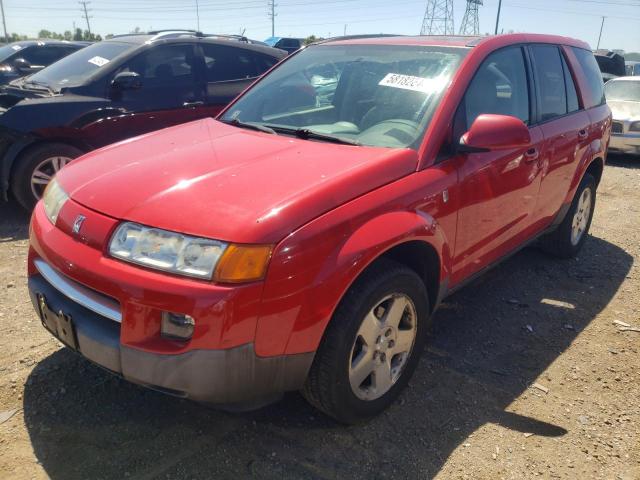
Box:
left=147, top=30, right=205, bottom=41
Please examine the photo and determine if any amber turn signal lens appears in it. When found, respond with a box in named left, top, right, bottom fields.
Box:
left=213, top=244, right=273, bottom=283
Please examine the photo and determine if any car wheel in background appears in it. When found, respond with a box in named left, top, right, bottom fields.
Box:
left=11, top=143, right=83, bottom=210
left=302, top=258, right=430, bottom=424
left=540, top=173, right=597, bottom=258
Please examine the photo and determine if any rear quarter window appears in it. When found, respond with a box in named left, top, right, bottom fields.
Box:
left=572, top=47, right=605, bottom=109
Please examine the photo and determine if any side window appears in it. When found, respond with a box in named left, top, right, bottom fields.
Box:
left=201, top=44, right=258, bottom=82
left=561, top=53, right=580, bottom=112
left=571, top=47, right=605, bottom=108
left=464, top=46, right=530, bottom=129
left=119, top=44, right=195, bottom=85
left=254, top=53, right=278, bottom=74
left=530, top=45, right=567, bottom=121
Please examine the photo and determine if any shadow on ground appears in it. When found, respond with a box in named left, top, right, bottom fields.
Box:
left=0, top=200, right=29, bottom=241
left=606, top=152, right=640, bottom=169
left=21, top=232, right=632, bottom=479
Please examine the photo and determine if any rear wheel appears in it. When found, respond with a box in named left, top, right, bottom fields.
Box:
left=302, top=259, right=430, bottom=424
left=11, top=143, right=83, bottom=210
left=540, top=173, right=596, bottom=258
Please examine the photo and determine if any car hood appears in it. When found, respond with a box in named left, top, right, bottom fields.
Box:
left=57, top=118, right=418, bottom=244
left=608, top=100, right=640, bottom=121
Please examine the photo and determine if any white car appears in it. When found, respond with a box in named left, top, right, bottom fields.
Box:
left=605, top=76, right=640, bottom=155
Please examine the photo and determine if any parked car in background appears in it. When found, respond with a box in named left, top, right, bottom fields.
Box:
left=27, top=33, right=609, bottom=423
left=0, top=30, right=286, bottom=209
left=605, top=76, right=640, bottom=155
left=0, top=40, right=89, bottom=85
left=625, top=61, right=640, bottom=76
left=264, top=37, right=304, bottom=54
left=594, top=50, right=625, bottom=82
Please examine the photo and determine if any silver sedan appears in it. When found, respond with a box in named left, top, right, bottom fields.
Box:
left=605, top=76, right=640, bottom=155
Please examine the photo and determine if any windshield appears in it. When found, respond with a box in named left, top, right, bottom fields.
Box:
left=264, top=37, right=280, bottom=47
left=28, top=41, right=132, bottom=90
left=221, top=44, right=466, bottom=148
left=605, top=80, right=640, bottom=102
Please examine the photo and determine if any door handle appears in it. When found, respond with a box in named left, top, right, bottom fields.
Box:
left=578, top=129, right=588, bottom=140
left=183, top=100, right=204, bottom=108
left=524, top=148, right=539, bottom=163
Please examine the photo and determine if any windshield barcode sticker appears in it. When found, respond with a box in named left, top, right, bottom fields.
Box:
left=88, top=56, right=109, bottom=67
left=378, top=73, right=443, bottom=93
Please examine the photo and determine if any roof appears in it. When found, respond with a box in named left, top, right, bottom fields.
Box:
left=8, top=39, right=87, bottom=47
left=321, top=33, right=591, bottom=50
left=103, top=32, right=286, bottom=57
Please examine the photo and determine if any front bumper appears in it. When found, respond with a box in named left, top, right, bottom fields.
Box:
left=28, top=272, right=313, bottom=404
left=609, top=121, right=640, bottom=155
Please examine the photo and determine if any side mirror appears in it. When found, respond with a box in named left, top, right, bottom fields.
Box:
left=13, top=58, right=32, bottom=73
left=111, top=71, right=142, bottom=91
left=459, top=114, right=531, bottom=153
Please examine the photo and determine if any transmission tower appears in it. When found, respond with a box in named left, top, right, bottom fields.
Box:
left=420, top=0, right=454, bottom=35
left=459, top=0, right=482, bottom=35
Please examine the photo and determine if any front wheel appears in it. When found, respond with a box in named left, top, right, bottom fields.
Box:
left=302, top=259, right=430, bottom=424
left=540, top=173, right=596, bottom=258
left=11, top=143, right=83, bottom=210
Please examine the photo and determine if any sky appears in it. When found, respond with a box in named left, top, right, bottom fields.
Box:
left=3, top=0, right=640, bottom=52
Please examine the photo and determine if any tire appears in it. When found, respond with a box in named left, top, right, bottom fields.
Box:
left=540, top=173, right=596, bottom=258
left=302, top=258, right=430, bottom=424
left=11, top=143, right=83, bottom=210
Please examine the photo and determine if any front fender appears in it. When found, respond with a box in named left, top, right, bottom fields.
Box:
left=254, top=209, right=451, bottom=357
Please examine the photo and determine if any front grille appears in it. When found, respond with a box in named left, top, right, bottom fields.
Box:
left=612, top=121, right=624, bottom=134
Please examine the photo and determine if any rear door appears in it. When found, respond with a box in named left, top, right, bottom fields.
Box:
left=452, top=45, right=545, bottom=283
left=528, top=44, right=592, bottom=227
left=96, top=43, right=207, bottom=145
left=200, top=43, right=278, bottom=117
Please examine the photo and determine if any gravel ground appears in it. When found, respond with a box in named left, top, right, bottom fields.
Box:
left=0, top=155, right=638, bottom=480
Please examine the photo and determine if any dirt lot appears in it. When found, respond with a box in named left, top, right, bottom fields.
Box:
left=0, top=156, right=638, bottom=480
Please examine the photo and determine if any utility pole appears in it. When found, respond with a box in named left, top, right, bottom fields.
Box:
left=0, top=0, right=7, bottom=44
left=268, top=0, right=276, bottom=37
left=195, top=0, right=200, bottom=32
left=343, top=24, right=347, bottom=36
left=420, top=0, right=454, bottom=35
left=79, top=1, right=92, bottom=35
left=494, top=0, right=502, bottom=35
left=597, top=16, right=605, bottom=49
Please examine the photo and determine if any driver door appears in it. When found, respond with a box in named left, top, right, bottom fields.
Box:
left=452, top=46, right=544, bottom=284
left=98, top=43, right=206, bottom=146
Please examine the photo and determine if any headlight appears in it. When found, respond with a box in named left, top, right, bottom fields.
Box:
left=629, top=121, right=640, bottom=132
left=42, top=179, right=69, bottom=225
left=108, top=222, right=273, bottom=282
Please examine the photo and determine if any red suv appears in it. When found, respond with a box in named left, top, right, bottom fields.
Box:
left=27, top=34, right=610, bottom=423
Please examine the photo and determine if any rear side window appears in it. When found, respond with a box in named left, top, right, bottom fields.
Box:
left=561, top=54, right=580, bottom=112
left=530, top=45, right=567, bottom=121
left=202, top=44, right=258, bottom=82
left=464, top=46, right=530, bottom=128
left=572, top=47, right=605, bottom=108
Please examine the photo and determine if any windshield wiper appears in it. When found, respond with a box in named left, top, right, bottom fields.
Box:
left=265, top=125, right=361, bottom=146
left=23, top=80, right=54, bottom=94
left=221, top=118, right=277, bottom=135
